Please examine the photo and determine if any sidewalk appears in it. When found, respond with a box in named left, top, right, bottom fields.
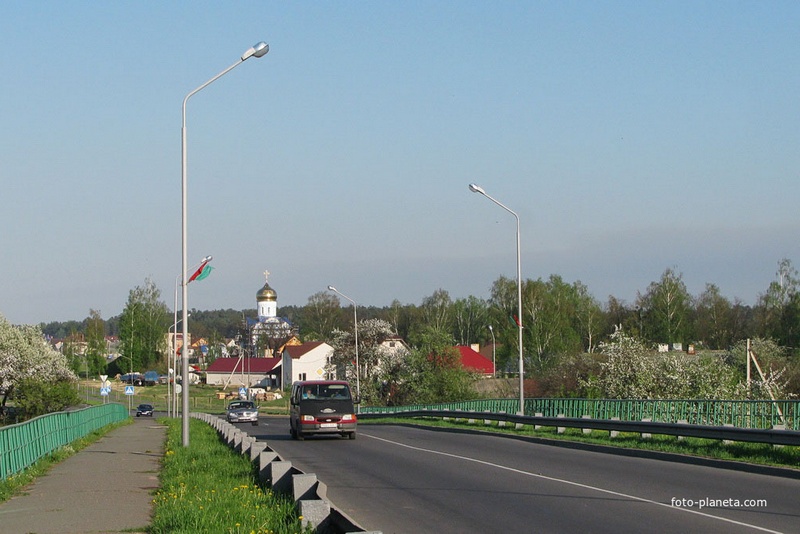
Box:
left=0, top=417, right=166, bottom=534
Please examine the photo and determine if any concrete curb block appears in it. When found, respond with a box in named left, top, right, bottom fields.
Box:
left=192, top=412, right=378, bottom=533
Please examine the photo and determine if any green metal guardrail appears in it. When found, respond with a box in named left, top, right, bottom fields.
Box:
left=0, top=403, right=129, bottom=479
left=361, top=398, right=799, bottom=431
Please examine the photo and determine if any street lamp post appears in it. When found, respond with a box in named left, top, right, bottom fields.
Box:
left=181, top=42, right=269, bottom=447
left=488, top=324, right=496, bottom=378
left=469, top=183, right=525, bottom=414
left=327, top=286, right=359, bottom=402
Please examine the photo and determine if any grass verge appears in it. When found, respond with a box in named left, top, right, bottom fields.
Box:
left=0, top=419, right=132, bottom=503
left=365, top=416, right=800, bottom=471
left=150, top=417, right=311, bottom=534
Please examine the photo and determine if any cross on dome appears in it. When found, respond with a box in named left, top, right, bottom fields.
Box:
left=263, top=270, right=270, bottom=282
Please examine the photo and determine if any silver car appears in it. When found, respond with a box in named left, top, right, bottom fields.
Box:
left=226, top=400, right=259, bottom=425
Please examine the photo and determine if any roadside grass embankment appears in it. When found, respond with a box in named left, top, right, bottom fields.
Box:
left=151, top=417, right=311, bottom=534
left=366, top=416, right=800, bottom=471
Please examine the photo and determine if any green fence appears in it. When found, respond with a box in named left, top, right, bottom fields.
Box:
left=361, top=398, right=799, bottom=431
left=0, top=403, right=129, bottom=479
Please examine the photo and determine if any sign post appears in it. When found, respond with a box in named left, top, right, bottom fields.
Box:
left=125, top=385, right=135, bottom=411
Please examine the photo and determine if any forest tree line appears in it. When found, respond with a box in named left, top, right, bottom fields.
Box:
left=39, top=260, right=800, bottom=399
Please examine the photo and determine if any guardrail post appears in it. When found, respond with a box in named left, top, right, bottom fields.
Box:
left=677, top=420, right=688, bottom=441
left=484, top=410, right=492, bottom=426
left=534, top=412, right=543, bottom=431
left=582, top=415, right=592, bottom=435
left=557, top=414, right=566, bottom=434
left=773, top=424, right=786, bottom=449
left=610, top=417, right=620, bottom=438
left=723, top=424, right=735, bottom=445
left=641, top=418, right=652, bottom=439
left=498, top=411, right=506, bottom=427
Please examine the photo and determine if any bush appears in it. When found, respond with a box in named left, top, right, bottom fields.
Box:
left=12, top=378, right=80, bottom=419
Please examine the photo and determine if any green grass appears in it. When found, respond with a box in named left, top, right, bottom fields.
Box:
left=150, top=417, right=311, bottom=534
left=0, top=419, right=132, bottom=503
left=365, top=416, right=800, bottom=470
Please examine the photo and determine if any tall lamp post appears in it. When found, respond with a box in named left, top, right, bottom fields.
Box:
left=327, top=285, right=359, bottom=402
left=488, top=324, right=496, bottom=378
left=468, top=183, right=525, bottom=414
left=181, top=41, right=269, bottom=447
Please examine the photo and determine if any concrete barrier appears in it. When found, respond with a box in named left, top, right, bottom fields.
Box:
left=191, top=413, right=376, bottom=533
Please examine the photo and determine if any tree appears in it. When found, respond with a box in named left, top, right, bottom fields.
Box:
left=637, top=268, right=691, bottom=345
left=85, top=309, right=108, bottom=377
left=420, top=289, right=453, bottom=335
left=328, top=318, right=397, bottom=404
left=487, top=275, right=524, bottom=375
left=604, top=296, right=640, bottom=338
left=754, top=258, right=800, bottom=348
left=0, top=314, right=77, bottom=416
left=117, top=278, right=170, bottom=374
left=451, top=296, right=488, bottom=346
left=584, top=326, right=741, bottom=399
left=573, top=281, right=603, bottom=353
left=301, top=291, right=341, bottom=340
left=693, top=284, right=735, bottom=350
left=13, top=377, right=80, bottom=418
left=390, top=325, right=478, bottom=405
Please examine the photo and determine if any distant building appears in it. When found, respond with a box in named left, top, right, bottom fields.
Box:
left=456, top=345, right=494, bottom=376
left=247, top=270, right=297, bottom=357
left=205, top=357, right=281, bottom=389
left=281, top=341, right=335, bottom=384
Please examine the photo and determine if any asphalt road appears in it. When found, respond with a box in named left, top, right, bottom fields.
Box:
left=248, top=417, right=800, bottom=534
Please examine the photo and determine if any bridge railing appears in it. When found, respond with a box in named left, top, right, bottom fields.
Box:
left=361, top=398, right=799, bottom=431
left=0, top=403, right=129, bottom=479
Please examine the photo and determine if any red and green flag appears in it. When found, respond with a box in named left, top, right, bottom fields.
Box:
left=188, top=261, right=214, bottom=283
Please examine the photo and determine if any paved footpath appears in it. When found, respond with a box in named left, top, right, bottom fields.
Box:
left=0, top=417, right=166, bottom=534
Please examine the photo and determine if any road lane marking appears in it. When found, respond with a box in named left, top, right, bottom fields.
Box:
left=362, top=432, right=782, bottom=533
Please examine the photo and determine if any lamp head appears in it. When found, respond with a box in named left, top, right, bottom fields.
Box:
left=327, top=285, right=336, bottom=292
left=242, top=41, right=269, bottom=60
left=469, top=183, right=485, bottom=195
left=202, top=255, right=213, bottom=262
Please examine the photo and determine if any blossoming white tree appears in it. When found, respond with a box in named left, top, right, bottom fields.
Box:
left=0, top=313, right=77, bottom=411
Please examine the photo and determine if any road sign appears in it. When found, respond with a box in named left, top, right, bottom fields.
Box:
left=125, top=385, right=135, bottom=396
left=100, top=387, right=110, bottom=396
left=239, top=387, right=247, bottom=398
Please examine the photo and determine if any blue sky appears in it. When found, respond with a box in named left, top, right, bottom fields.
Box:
left=2, top=1, right=799, bottom=325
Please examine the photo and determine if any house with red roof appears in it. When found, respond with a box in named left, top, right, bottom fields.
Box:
left=281, top=341, right=335, bottom=385
left=455, top=345, right=495, bottom=376
left=205, top=357, right=281, bottom=389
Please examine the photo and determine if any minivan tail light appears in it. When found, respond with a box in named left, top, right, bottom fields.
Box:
left=301, top=415, right=315, bottom=422
left=341, top=414, right=355, bottom=422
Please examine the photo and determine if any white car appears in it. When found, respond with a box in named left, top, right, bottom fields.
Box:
left=226, top=400, right=258, bottom=425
